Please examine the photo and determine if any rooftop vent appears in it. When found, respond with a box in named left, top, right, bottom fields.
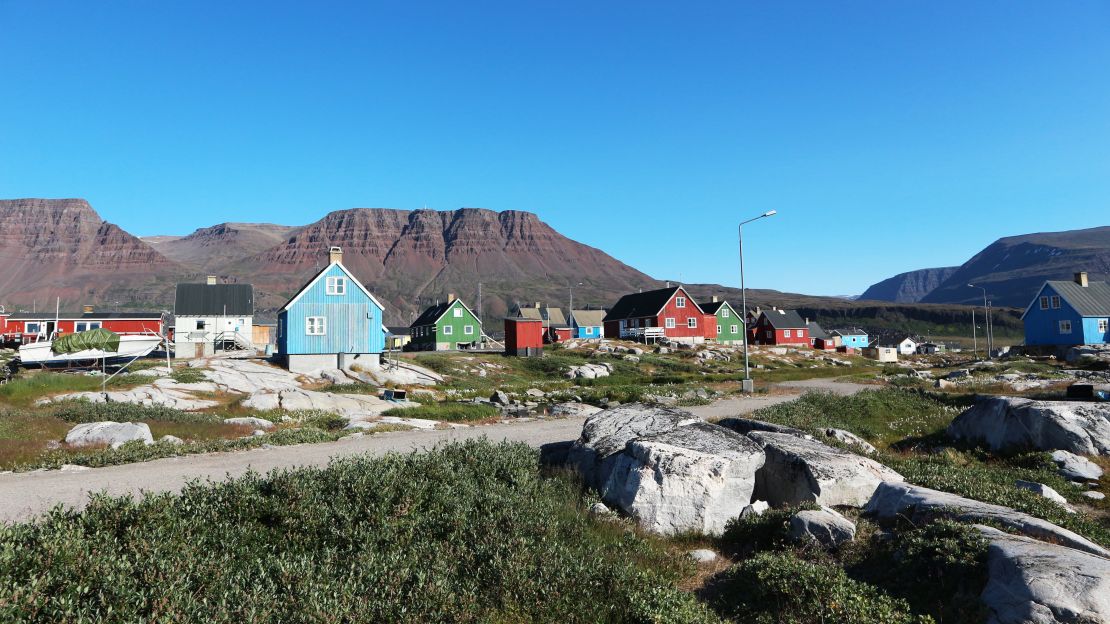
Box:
left=1075, top=271, right=1089, bottom=287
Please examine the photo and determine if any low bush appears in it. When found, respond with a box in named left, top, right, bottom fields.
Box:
left=382, top=402, right=500, bottom=423
left=50, top=400, right=220, bottom=424
left=717, top=505, right=817, bottom=557
left=0, top=441, right=718, bottom=623
left=710, top=551, right=931, bottom=624
left=170, top=366, right=209, bottom=384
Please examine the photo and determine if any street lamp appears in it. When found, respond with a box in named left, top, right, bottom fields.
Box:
left=968, top=284, right=991, bottom=359
left=740, top=210, right=777, bottom=392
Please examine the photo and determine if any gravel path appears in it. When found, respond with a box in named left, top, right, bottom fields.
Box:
left=0, top=377, right=871, bottom=524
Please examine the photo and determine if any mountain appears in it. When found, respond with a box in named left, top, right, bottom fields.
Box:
left=859, top=267, right=959, bottom=303
left=0, top=199, right=181, bottom=308
left=144, top=223, right=298, bottom=272
left=920, top=227, right=1110, bottom=307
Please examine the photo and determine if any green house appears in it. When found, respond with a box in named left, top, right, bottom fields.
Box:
left=702, top=298, right=745, bottom=345
left=409, top=297, right=483, bottom=351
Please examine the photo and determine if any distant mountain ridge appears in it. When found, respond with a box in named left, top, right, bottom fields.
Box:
left=862, top=226, right=1110, bottom=307
left=859, top=267, right=959, bottom=303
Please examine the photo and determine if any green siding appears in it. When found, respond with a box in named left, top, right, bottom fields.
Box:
left=714, top=302, right=745, bottom=344
left=411, top=300, right=482, bottom=350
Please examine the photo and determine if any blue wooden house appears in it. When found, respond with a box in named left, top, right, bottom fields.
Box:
left=569, top=309, right=605, bottom=339
left=1022, top=272, right=1110, bottom=347
left=831, top=328, right=869, bottom=349
left=277, top=247, right=387, bottom=372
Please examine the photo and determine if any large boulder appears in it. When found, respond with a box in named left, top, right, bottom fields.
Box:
left=747, top=431, right=903, bottom=508
left=717, top=417, right=811, bottom=439
left=65, top=422, right=153, bottom=449
left=567, top=404, right=696, bottom=490
left=549, top=402, right=603, bottom=418
left=223, top=416, right=275, bottom=429
left=865, top=482, right=1109, bottom=558
left=1050, top=450, right=1104, bottom=482
left=600, top=421, right=765, bottom=535
left=947, top=396, right=1110, bottom=455
left=976, top=525, right=1110, bottom=624
left=788, top=507, right=856, bottom=549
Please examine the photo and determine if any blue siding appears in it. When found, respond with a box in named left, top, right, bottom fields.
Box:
left=278, top=264, right=385, bottom=355
left=840, top=335, right=868, bottom=348
left=1022, top=284, right=1096, bottom=346
left=574, top=325, right=602, bottom=338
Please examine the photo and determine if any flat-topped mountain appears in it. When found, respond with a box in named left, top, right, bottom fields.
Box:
left=144, top=223, right=298, bottom=272
left=859, top=267, right=959, bottom=303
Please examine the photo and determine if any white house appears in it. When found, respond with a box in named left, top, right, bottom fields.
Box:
left=173, top=277, right=254, bottom=358
left=894, top=337, right=919, bottom=356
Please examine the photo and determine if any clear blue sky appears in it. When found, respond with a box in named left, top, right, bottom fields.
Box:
left=2, top=2, right=1108, bottom=295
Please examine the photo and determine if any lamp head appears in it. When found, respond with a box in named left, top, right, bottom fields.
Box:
left=763, top=210, right=777, bottom=217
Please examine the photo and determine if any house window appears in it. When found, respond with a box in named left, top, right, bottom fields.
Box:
left=453, top=308, right=463, bottom=318
left=1039, top=296, right=1049, bottom=310
left=443, top=325, right=453, bottom=335
left=464, top=325, right=474, bottom=335
left=1099, top=319, right=1108, bottom=333
left=196, top=320, right=206, bottom=330
left=665, top=317, right=676, bottom=329
left=325, top=277, right=347, bottom=296
left=717, top=325, right=722, bottom=334
left=306, top=317, right=326, bottom=335
left=1051, top=296, right=1061, bottom=309
left=75, top=322, right=102, bottom=332
left=26, top=323, right=40, bottom=334
left=1059, top=320, right=1072, bottom=334
left=731, top=324, right=738, bottom=333
left=675, top=297, right=686, bottom=308
left=784, top=330, right=792, bottom=338
left=722, top=308, right=730, bottom=318
left=765, top=330, right=772, bottom=339
left=687, top=317, right=698, bottom=328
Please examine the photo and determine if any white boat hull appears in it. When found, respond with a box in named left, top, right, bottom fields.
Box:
left=18, top=335, right=163, bottom=366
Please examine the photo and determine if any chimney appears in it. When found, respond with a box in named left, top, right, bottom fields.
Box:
left=1075, top=272, right=1088, bottom=287
left=329, top=246, right=343, bottom=265
left=712, top=296, right=719, bottom=303
left=534, top=302, right=541, bottom=308
left=206, top=275, right=217, bottom=285
left=82, top=304, right=94, bottom=314
left=447, top=293, right=457, bottom=303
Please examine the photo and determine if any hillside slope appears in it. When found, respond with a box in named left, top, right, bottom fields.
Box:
left=859, top=267, right=959, bottom=303
left=145, top=223, right=298, bottom=272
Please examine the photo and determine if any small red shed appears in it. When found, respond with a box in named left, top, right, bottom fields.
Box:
left=505, top=317, right=544, bottom=357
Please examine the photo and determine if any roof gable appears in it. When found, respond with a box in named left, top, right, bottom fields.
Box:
left=1022, top=280, right=1110, bottom=319
left=280, top=263, right=385, bottom=312
left=411, top=298, right=481, bottom=328
left=603, top=286, right=703, bottom=322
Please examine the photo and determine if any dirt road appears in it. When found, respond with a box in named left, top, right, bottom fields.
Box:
left=0, top=377, right=870, bottom=524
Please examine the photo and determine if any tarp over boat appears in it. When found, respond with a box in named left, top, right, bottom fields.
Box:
left=51, top=328, right=121, bottom=354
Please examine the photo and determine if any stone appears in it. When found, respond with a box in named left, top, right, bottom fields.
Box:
left=600, top=421, right=766, bottom=535
left=717, top=417, right=811, bottom=439
left=65, top=422, right=153, bottom=449
left=687, top=549, right=718, bottom=564
left=158, top=435, right=185, bottom=445
left=740, top=500, right=770, bottom=518
left=251, top=429, right=267, bottom=437
left=1050, top=450, right=1104, bottom=481
left=58, top=464, right=91, bottom=472
left=525, top=388, right=545, bottom=398
left=947, top=396, right=1110, bottom=455
left=788, top=507, right=856, bottom=548
left=319, top=368, right=355, bottom=385
left=1014, top=480, right=1069, bottom=507
left=748, top=431, right=903, bottom=508
left=1082, top=491, right=1105, bottom=501
left=490, top=390, right=510, bottom=405
left=564, top=363, right=612, bottom=380
left=549, top=402, right=603, bottom=418
left=588, top=502, right=612, bottom=518
left=825, top=428, right=877, bottom=455
left=864, top=482, right=1109, bottom=558
left=223, top=416, right=275, bottom=429
left=947, top=369, right=971, bottom=379
left=935, top=379, right=955, bottom=389
left=975, top=525, right=1110, bottom=624
left=567, top=404, right=697, bottom=491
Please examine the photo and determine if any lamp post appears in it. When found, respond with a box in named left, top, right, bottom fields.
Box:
left=740, top=210, right=777, bottom=393
left=969, top=284, right=990, bottom=359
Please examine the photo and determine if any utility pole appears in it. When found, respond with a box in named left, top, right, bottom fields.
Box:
left=971, top=308, right=977, bottom=359
left=987, top=299, right=994, bottom=357
left=739, top=210, right=777, bottom=393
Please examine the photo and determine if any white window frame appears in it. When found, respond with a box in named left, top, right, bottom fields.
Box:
left=196, top=320, right=206, bottom=331
left=325, top=276, right=347, bottom=296
left=453, top=307, right=463, bottom=318
left=730, top=324, right=738, bottom=334
left=687, top=317, right=698, bottom=328
left=443, top=325, right=453, bottom=335
left=464, top=325, right=474, bottom=335
left=26, top=322, right=40, bottom=334
left=1039, top=296, right=1049, bottom=310
left=675, top=296, right=686, bottom=308
left=1100, top=319, right=1109, bottom=333
left=722, top=307, right=730, bottom=318
left=784, top=329, right=792, bottom=338
left=665, top=317, right=676, bottom=329
left=1051, top=296, right=1061, bottom=309
left=306, top=316, right=326, bottom=336
left=717, top=324, right=722, bottom=334
left=1059, top=320, right=1072, bottom=334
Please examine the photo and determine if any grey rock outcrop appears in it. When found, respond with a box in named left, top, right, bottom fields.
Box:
left=865, top=482, right=1109, bottom=558
left=1014, top=480, right=1070, bottom=508
left=65, top=422, right=153, bottom=449
left=788, top=507, right=856, bottom=549
left=567, top=404, right=696, bottom=490
left=549, top=402, right=603, bottom=418
left=717, top=417, right=811, bottom=439
left=825, top=428, right=877, bottom=455
left=1050, top=450, right=1104, bottom=481
left=976, top=525, right=1110, bottom=624
left=947, top=397, right=1110, bottom=455
left=223, top=416, right=275, bottom=429
left=748, top=431, right=903, bottom=507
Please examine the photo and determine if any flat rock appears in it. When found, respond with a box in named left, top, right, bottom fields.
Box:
left=65, top=422, right=153, bottom=449
left=688, top=548, right=718, bottom=564
left=864, top=482, right=1109, bottom=558
left=825, top=428, right=877, bottom=455
left=748, top=431, right=903, bottom=508
left=601, top=421, right=766, bottom=535
left=740, top=500, right=769, bottom=518
left=789, top=507, right=856, bottom=548
left=1014, top=480, right=1070, bottom=508
left=976, top=525, right=1110, bottom=624
left=947, top=396, right=1110, bottom=455
left=717, top=417, right=811, bottom=439
left=566, top=403, right=696, bottom=490
left=158, top=435, right=185, bottom=445
left=1050, top=450, right=1104, bottom=481
left=1082, top=491, right=1104, bottom=501
left=223, top=416, right=275, bottom=429
left=549, top=402, right=603, bottom=418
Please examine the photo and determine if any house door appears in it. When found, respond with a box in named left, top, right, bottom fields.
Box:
left=45, top=321, right=56, bottom=337
left=195, top=343, right=205, bottom=358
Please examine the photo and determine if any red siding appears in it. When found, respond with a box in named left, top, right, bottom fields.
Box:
left=652, top=288, right=706, bottom=339
left=4, top=316, right=163, bottom=340
left=750, top=318, right=808, bottom=345
left=504, top=318, right=543, bottom=354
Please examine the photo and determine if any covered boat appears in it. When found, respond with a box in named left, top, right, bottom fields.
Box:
left=18, top=328, right=163, bottom=367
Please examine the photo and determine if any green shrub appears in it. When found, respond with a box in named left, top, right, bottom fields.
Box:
left=0, top=441, right=718, bottom=623
left=50, top=400, right=220, bottom=424
left=382, top=402, right=499, bottom=423
left=170, top=366, right=208, bottom=384
left=718, top=505, right=817, bottom=556
left=298, top=410, right=349, bottom=431
left=711, top=551, right=931, bottom=624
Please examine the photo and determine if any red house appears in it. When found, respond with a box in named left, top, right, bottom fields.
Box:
left=1, top=308, right=165, bottom=346
left=504, top=317, right=544, bottom=357
left=750, top=309, right=809, bottom=346
left=603, top=286, right=709, bottom=344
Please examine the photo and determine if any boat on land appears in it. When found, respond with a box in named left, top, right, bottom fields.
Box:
left=17, top=328, right=163, bottom=368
